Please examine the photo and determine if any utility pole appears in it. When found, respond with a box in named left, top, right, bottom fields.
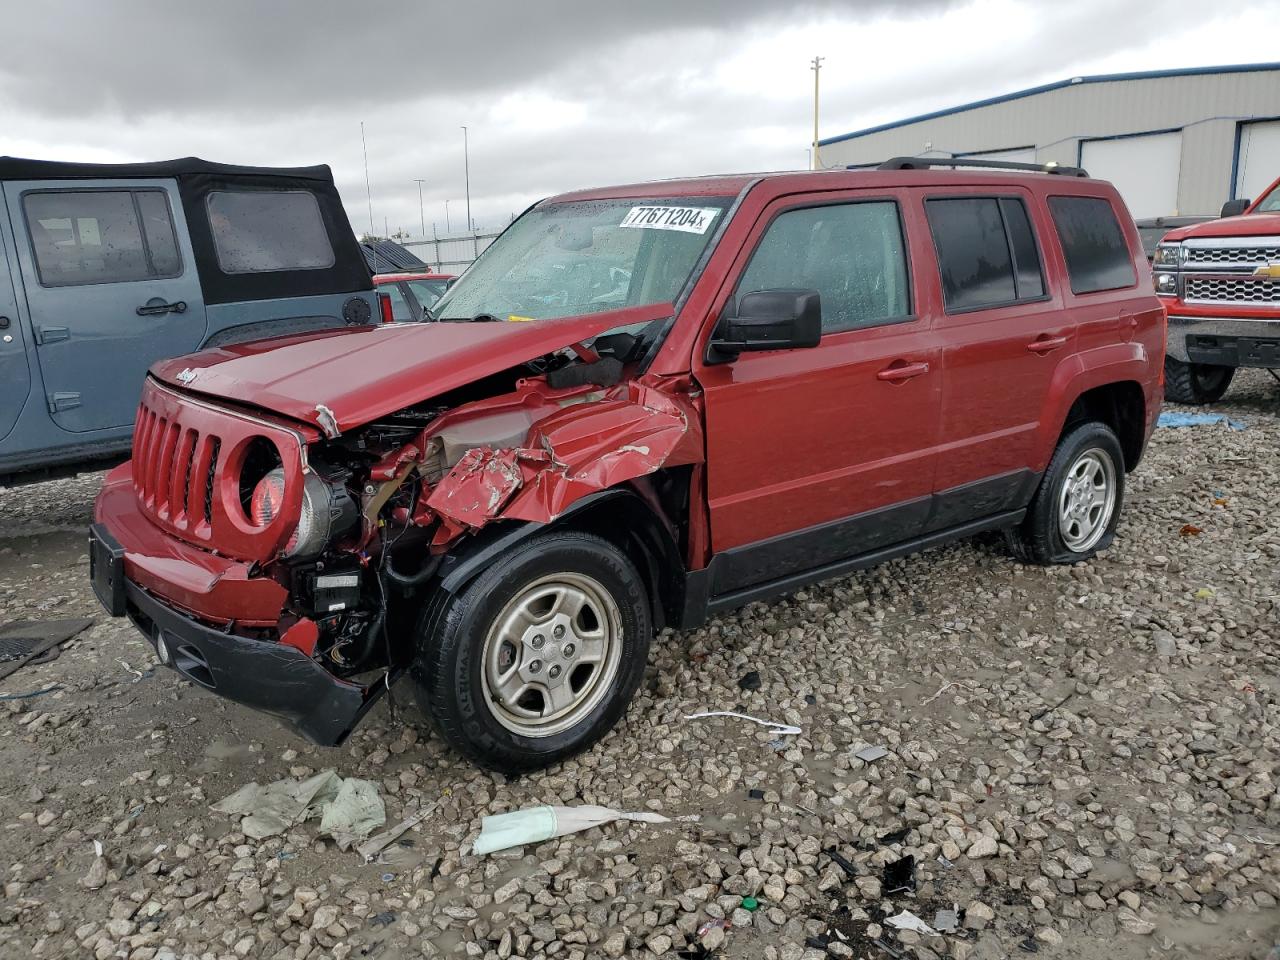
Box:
left=461, top=126, right=472, bottom=232
left=810, top=56, right=824, bottom=171
left=445, top=200, right=451, bottom=234
left=360, top=121, right=374, bottom=236
left=412, top=179, right=427, bottom=238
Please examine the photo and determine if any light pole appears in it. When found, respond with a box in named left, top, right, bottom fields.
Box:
left=810, top=56, right=824, bottom=171
left=445, top=200, right=451, bottom=234
left=461, top=125, right=472, bottom=232
left=412, top=179, right=427, bottom=238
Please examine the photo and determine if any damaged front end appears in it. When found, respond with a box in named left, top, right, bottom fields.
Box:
left=94, top=325, right=703, bottom=746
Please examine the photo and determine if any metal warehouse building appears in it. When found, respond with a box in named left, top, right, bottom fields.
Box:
left=819, top=63, right=1280, bottom=220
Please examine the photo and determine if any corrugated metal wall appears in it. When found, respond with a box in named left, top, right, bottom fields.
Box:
left=820, top=69, right=1280, bottom=216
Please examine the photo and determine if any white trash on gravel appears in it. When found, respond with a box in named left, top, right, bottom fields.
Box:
left=470, top=804, right=669, bottom=855
left=210, top=769, right=385, bottom=848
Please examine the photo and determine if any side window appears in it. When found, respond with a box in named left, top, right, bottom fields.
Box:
left=381, top=282, right=414, bottom=321
left=925, top=196, right=1045, bottom=311
left=23, top=190, right=181, bottom=287
left=736, top=201, right=910, bottom=333
left=206, top=190, right=335, bottom=274
left=1048, top=196, right=1137, bottom=294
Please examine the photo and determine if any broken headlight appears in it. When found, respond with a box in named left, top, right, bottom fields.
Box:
left=251, top=467, right=358, bottom=560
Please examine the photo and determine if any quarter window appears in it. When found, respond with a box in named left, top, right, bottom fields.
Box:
left=925, top=197, right=1045, bottom=310
left=23, top=189, right=182, bottom=287
left=736, top=201, right=911, bottom=333
left=207, top=190, right=335, bottom=274
left=1048, top=196, right=1137, bottom=294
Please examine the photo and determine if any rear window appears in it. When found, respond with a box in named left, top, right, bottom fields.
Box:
left=207, top=190, right=335, bottom=275
left=925, top=197, right=1045, bottom=311
left=23, top=189, right=181, bottom=287
left=1047, top=196, right=1136, bottom=294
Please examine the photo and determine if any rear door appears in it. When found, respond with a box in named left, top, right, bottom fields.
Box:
left=3, top=179, right=207, bottom=433
left=918, top=188, right=1073, bottom=522
left=695, top=189, right=941, bottom=594
left=0, top=215, right=31, bottom=443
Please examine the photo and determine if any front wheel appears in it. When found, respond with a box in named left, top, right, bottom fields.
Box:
left=1008, top=421, right=1125, bottom=565
left=1164, top=356, right=1234, bottom=404
left=410, top=531, right=651, bottom=773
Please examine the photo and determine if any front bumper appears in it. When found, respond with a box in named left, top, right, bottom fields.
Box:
left=1166, top=313, right=1280, bottom=367
left=90, top=500, right=385, bottom=747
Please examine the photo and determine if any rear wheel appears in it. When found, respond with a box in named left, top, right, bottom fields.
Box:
left=1008, top=421, right=1125, bottom=565
left=1164, top=356, right=1234, bottom=404
left=410, top=531, right=651, bottom=773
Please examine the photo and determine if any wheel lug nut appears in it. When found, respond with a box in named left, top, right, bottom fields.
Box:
left=548, top=665, right=562, bottom=679
left=529, top=659, right=543, bottom=674
left=531, top=635, right=544, bottom=649
left=563, top=643, right=576, bottom=658
left=553, top=625, right=565, bottom=639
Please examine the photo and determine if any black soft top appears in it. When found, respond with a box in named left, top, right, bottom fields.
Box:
left=0, top=155, right=335, bottom=183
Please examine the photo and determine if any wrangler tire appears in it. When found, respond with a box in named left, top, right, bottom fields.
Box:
left=1164, top=356, right=1234, bottom=404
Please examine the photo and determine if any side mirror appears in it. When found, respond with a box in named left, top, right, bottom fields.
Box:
left=444, top=276, right=459, bottom=290
left=707, top=289, right=822, bottom=362
left=1220, top=198, right=1251, bottom=218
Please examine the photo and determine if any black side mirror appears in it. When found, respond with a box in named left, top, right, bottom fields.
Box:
left=1220, top=198, right=1251, bottom=218
left=707, top=289, right=822, bottom=363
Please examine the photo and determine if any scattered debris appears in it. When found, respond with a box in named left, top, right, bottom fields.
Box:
left=804, top=693, right=817, bottom=705
left=1179, top=523, right=1203, bottom=537
left=369, top=911, right=396, bottom=928
left=886, top=910, right=936, bottom=936
left=1195, top=587, right=1216, bottom=600
left=879, top=826, right=910, bottom=846
left=380, top=872, right=395, bottom=883
left=823, top=847, right=859, bottom=880
left=0, top=617, right=92, bottom=682
left=1019, top=937, right=1040, bottom=953
left=920, top=680, right=955, bottom=705
left=1157, top=411, right=1246, bottom=430
left=0, top=683, right=63, bottom=701
left=853, top=744, right=890, bottom=763
left=210, top=770, right=385, bottom=849
left=684, top=710, right=801, bottom=736
left=933, top=908, right=959, bottom=933
left=748, top=788, right=766, bottom=801
left=470, top=804, right=669, bottom=856
left=356, top=799, right=440, bottom=863
left=883, top=854, right=917, bottom=894
left=937, top=854, right=953, bottom=868
left=737, top=669, right=762, bottom=691
left=740, top=896, right=759, bottom=912
left=1154, top=632, right=1177, bottom=657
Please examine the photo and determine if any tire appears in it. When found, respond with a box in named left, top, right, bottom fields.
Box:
left=410, top=530, right=651, bottom=773
left=1164, top=356, right=1234, bottom=404
left=1008, top=421, right=1125, bottom=566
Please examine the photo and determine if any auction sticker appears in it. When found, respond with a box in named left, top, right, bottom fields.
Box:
left=620, top=205, right=720, bottom=234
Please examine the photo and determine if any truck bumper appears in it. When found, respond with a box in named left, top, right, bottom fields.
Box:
left=89, top=474, right=385, bottom=746
left=1167, top=314, right=1280, bottom=367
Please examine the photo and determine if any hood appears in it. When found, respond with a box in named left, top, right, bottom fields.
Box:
left=1160, top=212, right=1280, bottom=242
left=152, top=304, right=672, bottom=434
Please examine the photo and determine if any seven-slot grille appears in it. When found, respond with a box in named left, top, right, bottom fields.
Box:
left=132, top=401, right=222, bottom=537
left=1184, top=276, right=1280, bottom=305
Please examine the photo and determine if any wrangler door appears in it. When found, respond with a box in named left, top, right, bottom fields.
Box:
left=3, top=179, right=207, bottom=433
left=695, top=191, right=941, bottom=596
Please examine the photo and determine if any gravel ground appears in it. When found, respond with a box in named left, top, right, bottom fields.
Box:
left=1, top=371, right=1278, bottom=960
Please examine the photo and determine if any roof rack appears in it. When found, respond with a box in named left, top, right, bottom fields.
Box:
left=874, top=156, right=1090, bottom=178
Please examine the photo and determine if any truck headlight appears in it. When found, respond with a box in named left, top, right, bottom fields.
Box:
left=1154, top=272, right=1178, bottom=295
left=1152, top=243, right=1182, bottom=267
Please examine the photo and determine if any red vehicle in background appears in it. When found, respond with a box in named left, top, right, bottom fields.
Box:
left=89, top=158, right=1163, bottom=772
left=1153, top=173, right=1280, bottom=403
left=373, top=271, right=454, bottom=322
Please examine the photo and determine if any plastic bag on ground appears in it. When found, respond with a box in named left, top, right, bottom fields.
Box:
left=210, top=770, right=384, bottom=847
left=471, top=804, right=669, bottom=855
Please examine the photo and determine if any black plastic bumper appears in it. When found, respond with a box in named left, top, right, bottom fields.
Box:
left=121, top=579, right=383, bottom=746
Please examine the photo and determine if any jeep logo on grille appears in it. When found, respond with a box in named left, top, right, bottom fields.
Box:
left=176, top=368, right=198, bottom=384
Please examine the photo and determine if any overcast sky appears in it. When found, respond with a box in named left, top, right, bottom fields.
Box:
left=1, top=0, right=1277, bottom=240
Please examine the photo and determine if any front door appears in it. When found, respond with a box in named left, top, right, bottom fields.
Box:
left=0, top=217, right=31, bottom=443
left=3, top=179, right=207, bottom=433
left=695, top=192, right=941, bottom=596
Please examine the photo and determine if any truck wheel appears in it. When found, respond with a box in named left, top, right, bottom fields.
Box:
left=1008, top=422, right=1125, bottom=566
left=1164, top=357, right=1234, bottom=404
left=410, top=531, right=651, bottom=773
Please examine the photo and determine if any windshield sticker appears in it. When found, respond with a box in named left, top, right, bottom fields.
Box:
left=620, top=205, right=720, bottom=235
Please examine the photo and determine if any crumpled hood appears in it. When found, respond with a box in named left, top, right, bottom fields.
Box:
left=1161, top=212, right=1280, bottom=242
left=152, top=304, right=671, bottom=434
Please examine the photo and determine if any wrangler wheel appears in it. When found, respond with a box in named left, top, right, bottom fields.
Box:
left=1007, top=421, right=1125, bottom=565
left=410, top=531, right=650, bottom=773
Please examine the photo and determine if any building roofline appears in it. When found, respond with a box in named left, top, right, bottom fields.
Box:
left=818, top=62, right=1280, bottom=147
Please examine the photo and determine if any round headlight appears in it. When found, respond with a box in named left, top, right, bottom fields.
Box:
left=1155, top=272, right=1178, bottom=295
left=251, top=467, right=357, bottom=560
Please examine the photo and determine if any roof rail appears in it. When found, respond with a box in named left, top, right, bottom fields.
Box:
left=874, top=156, right=1090, bottom=178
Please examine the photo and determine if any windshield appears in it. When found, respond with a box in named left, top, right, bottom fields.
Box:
left=1255, top=180, right=1280, bottom=213
left=430, top=197, right=731, bottom=322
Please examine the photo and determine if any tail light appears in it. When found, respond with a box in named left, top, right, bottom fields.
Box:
left=377, top=291, right=394, bottom=324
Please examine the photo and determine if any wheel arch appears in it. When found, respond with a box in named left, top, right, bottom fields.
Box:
left=1059, top=380, right=1147, bottom=472
left=1039, top=345, right=1153, bottom=473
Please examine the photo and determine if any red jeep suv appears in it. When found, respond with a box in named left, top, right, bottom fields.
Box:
left=90, top=158, right=1164, bottom=772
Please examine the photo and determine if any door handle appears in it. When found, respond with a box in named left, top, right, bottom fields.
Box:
left=877, top=361, right=930, bottom=382
left=1027, top=335, right=1067, bottom=354
left=136, top=300, right=187, bottom=317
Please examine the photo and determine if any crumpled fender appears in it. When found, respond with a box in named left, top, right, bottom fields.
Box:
left=425, top=379, right=701, bottom=536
